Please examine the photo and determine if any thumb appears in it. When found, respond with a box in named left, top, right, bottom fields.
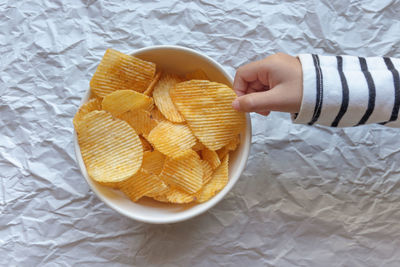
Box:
left=231, top=91, right=275, bottom=113
left=232, top=86, right=291, bottom=113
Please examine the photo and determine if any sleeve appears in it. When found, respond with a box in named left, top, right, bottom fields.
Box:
left=292, top=54, right=400, bottom=127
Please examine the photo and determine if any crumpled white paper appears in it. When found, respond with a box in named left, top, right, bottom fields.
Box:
left=1, top=0, right=400, bottom=266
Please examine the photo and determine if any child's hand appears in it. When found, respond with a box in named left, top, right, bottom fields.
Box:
left=232, top=53, right=303, bottom=116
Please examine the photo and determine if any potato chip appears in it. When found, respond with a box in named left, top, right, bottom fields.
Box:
left=90, top=49, right=156, bottom=97
left=153, top=73, right=185, bottom=123
left=201, top=160, right=213, bottom=185
left=148, top=121, right=197, bottom=158
left=160, top=150, right=203, bottom=194
left=76, top=110, right=143, bottom=183
left=98, top=181, right=120, bottom=189
left=201, top=148, right=221, bottom=170
left=163, top=187, right=196, bottom=204
left=226, top=134, right=240, bottom=151
left=196, top=154, right=229, bottom=203
left=119, top=170, right=167, bottom=202
left=102, top=90, right=153, bottom=117
left=89, top=93, right=103, bottom=101
left=73, top=98, right=102, bottom=129
left=184, top=69, right=209, bottom=80
left=118, top=109, right=158, bottom=136
left=171, top=80, right=246, bottom=150
left=152, top=187, right=196, bottom=204
left=214, top=135, right=240, bottom=161
left=153, top=194, right=170, bottom=203
left=192, top=140, right=205, bottom=151
left=216, top=147, right=229, bottom=160
left=145, top=184, right=169, bottom=198
left=144, top=71, right=162, bottom=96
left=150, top=106, right=167, bottom=122
left=142, top=150, right=165, bottom=175
left=139, top=135, right=153, bottom=151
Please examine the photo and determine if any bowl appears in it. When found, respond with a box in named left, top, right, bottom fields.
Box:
left=74, top=45, right=252, bottom=224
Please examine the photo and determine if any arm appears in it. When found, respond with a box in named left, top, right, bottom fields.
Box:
left=294, top=54, right=400, bottom=127
left=232, top=53, right=400, bottom=128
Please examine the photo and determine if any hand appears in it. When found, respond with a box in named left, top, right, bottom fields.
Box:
left=232, top=53, right=303, bottom=116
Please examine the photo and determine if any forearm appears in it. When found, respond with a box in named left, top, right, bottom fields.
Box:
left=293, top=54, right=400, bottom=127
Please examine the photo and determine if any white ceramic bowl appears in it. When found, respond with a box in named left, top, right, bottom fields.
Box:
left=74, top=45, right=252, bottom=224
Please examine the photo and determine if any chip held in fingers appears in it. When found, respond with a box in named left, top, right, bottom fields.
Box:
left=75, top=48, right=245, bottom=205
left=171, top=80, right=246, bottom=150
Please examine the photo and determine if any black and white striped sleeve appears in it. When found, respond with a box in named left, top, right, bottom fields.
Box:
left=292, top=54, right=400, bottom=127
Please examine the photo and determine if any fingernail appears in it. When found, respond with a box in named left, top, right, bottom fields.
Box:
left=232, top=99, right=240, bottom=110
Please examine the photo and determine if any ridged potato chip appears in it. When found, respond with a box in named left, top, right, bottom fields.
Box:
left=145, top=184, right=169, bottom=198
left=102, top=90, right=153, bottom=117
left=160, top=150, right=203, bottom=194
left=152, top=187, right=195, bottom=204
left=153, top=194, right=170, bottom=203
left=201, top=148, right=221, bottom=170
left=90, top=49, right=156, bottom=97
left=97, top=181, right=120, bottom=189
left=171, top=80, right=246, bottom=150
left=214, top=135, right=240, bottom=161
left=217, top=147, right=229, bottom=160
left=163, top=188, right=196, bottom=204
left=192, top=140, right=205, bottom=151
left=196, top=155, right=229, bottom=203
left=119, top=170, right=167, bottom=202
left=184, top=69, right=209, bottom=80
left=148, top=121, right=197, bottom=158
left=153, top=73, right=185, bottom=123
left=142, top=150, right=165, bottom=175
left=226, top=134, right=240, bottom=151
left=201, top=160, right=213, bottom=185
left=118, top=109, right=158, bottom=136
left=76, top=110, right=143, bottom=183
left=73, top=98, right=102, bottom=129
left=89, top=92, right=103, bottom=101
left=139, top=135, right=153, bottom=151
left=144, top=71, right=162, bottom=96
left=150, top=106, right=167, bottom=122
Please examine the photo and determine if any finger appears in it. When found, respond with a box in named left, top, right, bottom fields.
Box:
left=232, top=85, right=295, bottom=113
left=248, top=80, right=267, bottom=92
left=256, top=111, right=271, bottom=116
left=233, top=74, right=247, bottom=97
left=247, top=88, right=260, bottom=94
left=233, top=60, right=268, bottom=96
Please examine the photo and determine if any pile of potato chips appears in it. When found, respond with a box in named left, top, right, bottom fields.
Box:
left=74, top=48, right=245, bottom=204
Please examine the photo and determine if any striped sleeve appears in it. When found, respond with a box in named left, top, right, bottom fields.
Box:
left=292, top=54, right=400, bottom=127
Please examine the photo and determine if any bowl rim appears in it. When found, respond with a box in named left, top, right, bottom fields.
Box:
left=74, top=45, right=252, bottom=224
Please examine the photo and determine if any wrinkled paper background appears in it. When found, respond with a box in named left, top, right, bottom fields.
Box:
left=1, top=0, right=400, bottom=266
